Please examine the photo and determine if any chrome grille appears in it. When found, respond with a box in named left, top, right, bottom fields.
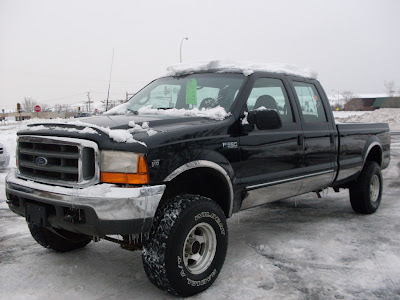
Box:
left=17, top=136, right=99, bottom=187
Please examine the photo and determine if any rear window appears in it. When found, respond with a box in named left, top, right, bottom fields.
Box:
left=293, top=82, right=327, bottom=123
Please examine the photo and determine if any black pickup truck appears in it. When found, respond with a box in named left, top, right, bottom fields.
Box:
left=6, top=66, right=390, bottom=296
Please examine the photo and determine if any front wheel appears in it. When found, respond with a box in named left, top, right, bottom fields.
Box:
left=142, top=194, right=228, bottom=297
left=349, top=161, right=383, bottom=214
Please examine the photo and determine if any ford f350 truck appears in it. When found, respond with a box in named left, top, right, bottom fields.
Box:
left=6, top=62, right=390, bottom=296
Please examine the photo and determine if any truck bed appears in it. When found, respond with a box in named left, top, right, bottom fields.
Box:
left=334, top=122, right=390, bottom=185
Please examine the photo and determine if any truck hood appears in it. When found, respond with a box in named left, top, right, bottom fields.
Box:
left=78, top=114, right=204, bottom=130
left=19, top=113, right=230, bottom=152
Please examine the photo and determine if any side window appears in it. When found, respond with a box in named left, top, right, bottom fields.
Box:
left=293, top=82, right=327, bottom=123
left=246, top=78, right=294, bottom=123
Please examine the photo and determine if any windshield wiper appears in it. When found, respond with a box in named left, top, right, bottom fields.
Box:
left=127, top=108, right=139, bottom=114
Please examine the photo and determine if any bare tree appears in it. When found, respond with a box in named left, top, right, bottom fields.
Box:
left=384, top=80, right=396, bottom=97
left=341, top=90, right=356, bottom=105
left=54, top=104, right=73, bottom=112
left=22, top=97, right=38, bottom=112
left=39, top=103, right=51, bottom=112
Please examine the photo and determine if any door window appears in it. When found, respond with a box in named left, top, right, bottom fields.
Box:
left=293, top=82, right=327, bottom=123
left=246, top=78, right=294, bottom=123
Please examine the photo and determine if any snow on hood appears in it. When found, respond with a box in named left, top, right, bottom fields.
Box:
left=103, top=102, right=129, bottom=115
left=166, top=59, right=318, bottom=79
left=23, top=119, right=148, bottom=146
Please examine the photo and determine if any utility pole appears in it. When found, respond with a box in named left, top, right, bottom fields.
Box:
left=87, top=92, right=92, bottom=112
left=126, top=92, right=135, bottom=101
left=106, top=49, right=115, bottom=111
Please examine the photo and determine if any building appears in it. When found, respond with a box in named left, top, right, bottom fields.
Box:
left=0, top=111, right=76, bottom=121
left=344, top=97, right=400, bottom=111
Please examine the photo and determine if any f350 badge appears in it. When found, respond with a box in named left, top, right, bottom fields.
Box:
left=222, top=142, right=238, bottom=149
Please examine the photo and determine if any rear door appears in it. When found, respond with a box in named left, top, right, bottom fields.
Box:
left=288, top=78, right=337, bottom=193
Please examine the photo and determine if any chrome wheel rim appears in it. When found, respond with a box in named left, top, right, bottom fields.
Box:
left=183, top=222, right=217, bottom=275
left=370, top=175, right=380, bottom=203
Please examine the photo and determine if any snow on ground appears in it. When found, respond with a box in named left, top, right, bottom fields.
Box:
left=1, top=110, right=400, bottom=299
left=333, top=108, right=400, bottom=131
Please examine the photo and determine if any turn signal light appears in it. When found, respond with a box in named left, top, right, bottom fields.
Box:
left=100, top=155, right=149, bottom=184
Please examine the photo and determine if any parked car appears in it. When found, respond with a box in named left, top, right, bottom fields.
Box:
left=6, top=63, right=390, bottom=296
left=0, top=143, right=10, bottom=168
left=74, top=112, right=92, bottom=118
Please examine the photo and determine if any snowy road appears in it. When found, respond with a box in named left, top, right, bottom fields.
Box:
left=1, top=136, right=400, bottom=299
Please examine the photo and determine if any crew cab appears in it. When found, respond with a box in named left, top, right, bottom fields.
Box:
left=6, top=61, right=390, bottom=297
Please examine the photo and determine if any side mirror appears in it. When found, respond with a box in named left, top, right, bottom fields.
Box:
left=247, top=109, right=282, bottom=130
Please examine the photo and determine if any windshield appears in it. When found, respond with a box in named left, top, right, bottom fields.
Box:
left=127, top=73, right=245, bottom=113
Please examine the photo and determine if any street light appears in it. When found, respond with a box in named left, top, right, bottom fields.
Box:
left=180, top=37, right=188, bottom=63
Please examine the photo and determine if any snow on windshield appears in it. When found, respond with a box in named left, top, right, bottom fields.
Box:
left=166, top=59, right=318, bottom=79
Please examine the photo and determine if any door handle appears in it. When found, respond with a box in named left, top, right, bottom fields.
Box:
left=298, top=134, right=304, bottom=146
left=330, top=133, right=335, bottom=145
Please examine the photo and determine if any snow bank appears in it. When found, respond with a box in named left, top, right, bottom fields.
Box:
left=138, top=105, right=230, bottom=121
left=167, top=59, right=318, bottom=79
left=334, top=108, right=400, bottom=130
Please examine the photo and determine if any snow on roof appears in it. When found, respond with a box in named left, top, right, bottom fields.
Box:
left=166, top=59, right=318, bottom=79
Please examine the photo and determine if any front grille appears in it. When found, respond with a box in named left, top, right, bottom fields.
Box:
left=17, top=136, right=99, bottom=187
left=0, top=148, right=3, bottom=154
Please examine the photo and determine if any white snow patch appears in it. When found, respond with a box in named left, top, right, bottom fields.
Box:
left=128, top=120, right=158, bottom=136
left=166, top=59, right=318, bottom=79
left=138, top=105, right=230, bottom=121
left=25, top=125, right=98, bottom=135
left=334, top=108, right=400, bottom=130
left=103, top=102, right=129, bottom=115
left=25, top=120, right=147, bottom=146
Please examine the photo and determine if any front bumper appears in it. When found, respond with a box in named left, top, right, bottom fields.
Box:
left=6, top=171, right=165, bottom=236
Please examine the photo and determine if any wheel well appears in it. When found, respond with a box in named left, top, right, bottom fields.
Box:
left=160, top=167, right=231, bottom=217
left=365, top=145, right=382, bottom=167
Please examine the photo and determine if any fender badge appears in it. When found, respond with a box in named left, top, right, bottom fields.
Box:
left=151, top=159, right=160, bottom=167
left=222, top=142, right=238, bottom=149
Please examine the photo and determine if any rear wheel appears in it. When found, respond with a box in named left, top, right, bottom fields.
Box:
left=28, top=223, right=91, bottom=252
left=142, top=194, right=228, bottom=297
left=349, top=161, right=383, bottom=214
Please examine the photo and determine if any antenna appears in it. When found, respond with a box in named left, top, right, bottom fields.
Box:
left=106, top=48, right=114, bottom=111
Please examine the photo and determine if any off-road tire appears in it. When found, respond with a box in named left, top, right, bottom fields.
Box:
left=142, top=194, right=228, bottom=297
left=349, top=161, right=383, bottom=214
left=28, top=223, right=91, bottom=252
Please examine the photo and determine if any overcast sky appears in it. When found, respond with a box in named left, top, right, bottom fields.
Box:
left=1, top=0, right=399, bottom=111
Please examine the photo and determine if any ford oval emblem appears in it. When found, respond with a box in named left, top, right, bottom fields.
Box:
left=35, top=157, right=48, bottom=166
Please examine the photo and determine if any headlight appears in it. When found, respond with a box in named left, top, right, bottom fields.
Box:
left=100, top=151, right=148, bottom=184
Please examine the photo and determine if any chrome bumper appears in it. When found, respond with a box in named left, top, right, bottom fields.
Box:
left=6, top=170, right=165, bottom=235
